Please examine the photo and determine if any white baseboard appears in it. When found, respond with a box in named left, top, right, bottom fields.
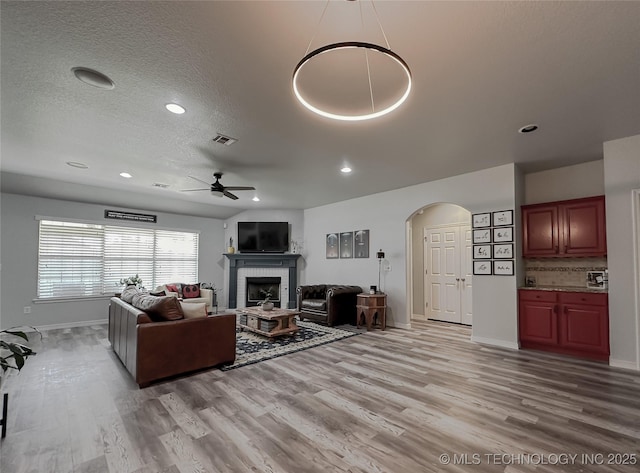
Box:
left=609, top=358, right=640, bottom=371
left=389, top=322, right=412, bottom=330
left=471, top=335, right=519, bottom=350
left=33, top=319, right=108, bottom=331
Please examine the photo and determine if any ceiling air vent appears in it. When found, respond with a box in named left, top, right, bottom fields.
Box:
left=152, top=183, right=170, bottom=188
left=212, top=133, right=238, bottom=146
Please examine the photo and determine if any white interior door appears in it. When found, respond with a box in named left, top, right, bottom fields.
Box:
left=424, top=224, right=472, bottom=325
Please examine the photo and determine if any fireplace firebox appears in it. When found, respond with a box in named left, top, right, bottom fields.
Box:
left=246, top=277, right=281, bottom=308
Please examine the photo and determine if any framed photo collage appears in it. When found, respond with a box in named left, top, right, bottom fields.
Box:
left=472, top=210, right=514, bottom=276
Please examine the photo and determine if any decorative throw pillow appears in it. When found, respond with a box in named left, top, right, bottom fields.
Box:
left=165, top=283, right=179, bottom=295
left=180, top=301, right=207, bottom=319
left=182, top=284, right=200, bottom=299
left=120, top=285, right=140, bottom=304
left=131, top=294, right=184, bottom=321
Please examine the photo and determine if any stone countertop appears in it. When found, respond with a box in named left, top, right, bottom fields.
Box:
left=519, top=285, right=608, bottom=294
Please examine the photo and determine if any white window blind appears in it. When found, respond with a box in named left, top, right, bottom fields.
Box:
left=37, top=220, right=199, bottom=299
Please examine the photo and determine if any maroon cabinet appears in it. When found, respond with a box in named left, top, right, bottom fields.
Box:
left=558, top=292, right=609, bottom=356
left=518, top=290, right=609, bottom=362
left=522, top=196, right=606, bottom=257
left=518, top=291, right=558, bottom=345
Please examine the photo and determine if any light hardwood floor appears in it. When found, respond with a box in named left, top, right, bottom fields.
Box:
left=1, top=320, right=639, bottom=473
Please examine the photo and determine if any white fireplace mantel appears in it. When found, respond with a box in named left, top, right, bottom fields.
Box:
left=225, top=253, right=301, bottom=309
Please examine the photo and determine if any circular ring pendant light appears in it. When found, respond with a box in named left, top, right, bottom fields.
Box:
left=292, top=1, right=412, bottom=122
left=293, top=41, right=412, bottom=121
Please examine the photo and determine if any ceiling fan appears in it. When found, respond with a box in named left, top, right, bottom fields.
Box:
left=182, top=172, right=255, bottom=200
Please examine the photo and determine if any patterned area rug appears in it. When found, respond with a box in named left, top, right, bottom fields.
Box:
left=220, top=320, right=360, bottom=371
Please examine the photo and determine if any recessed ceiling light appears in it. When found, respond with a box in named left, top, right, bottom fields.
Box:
left=66, top=161, right=88, bottom=169
left=119, top=172, right=132, bottom=179
left=341, top=166, right=352, bottom=173
left=252, top=196, right=260, bottom=202
left=72, top=67, right=115, bottom=90
left=518, top=124, right=539, bottom=134
left=165, top=103, right=186, bottom=114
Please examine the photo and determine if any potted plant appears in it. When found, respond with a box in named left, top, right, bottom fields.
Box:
left=259, top=287, right=274, bottom=311
left=1, top=327, right=39, bottom=438
left=119, top=274, right=144, bottom=289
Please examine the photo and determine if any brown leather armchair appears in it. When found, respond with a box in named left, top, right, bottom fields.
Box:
left=297, top=284, right=362, bottom=326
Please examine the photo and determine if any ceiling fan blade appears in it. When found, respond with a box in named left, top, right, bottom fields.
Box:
left=181, top=188, right=209, bottom=192
left=223, top=190, right=239, bottom=200
left=224, top=186, right=256, bottom=191
left=188, top=175, right=211, bottom=186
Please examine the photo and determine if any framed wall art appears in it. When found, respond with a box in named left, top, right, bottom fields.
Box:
left=326, top=233, right=339, bottom=259
left=492, top=210, right=513, bottom=226
left=493, top=227, right=513, bottom=242
left=473, top=261, right=492, bottom=275
left=473, top=245, right=491, bottom=259
left=473, top=229, right=492, bottom=244
left=493, top=260, right=514, bottom=275
left=340, top=231, right=353, bottom=258
left=493, top=243, right=514, bottom=259
left=472, top=213, right=491, bottom=228
left=354, top=229, right=370, bottom=258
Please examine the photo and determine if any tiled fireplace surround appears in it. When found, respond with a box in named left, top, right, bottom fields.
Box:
left=225, top=254, right=301, bottom=309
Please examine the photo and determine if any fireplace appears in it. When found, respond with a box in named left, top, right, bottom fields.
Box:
left=225, top=253, right=301, bottom=309
left=246, top=277, right=281, bottom=308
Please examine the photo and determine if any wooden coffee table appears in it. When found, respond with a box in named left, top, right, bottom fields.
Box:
left=237, top=307, right=300, bottom=338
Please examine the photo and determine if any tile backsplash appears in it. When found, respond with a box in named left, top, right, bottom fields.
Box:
left=524, top=257, right=607, bottom=287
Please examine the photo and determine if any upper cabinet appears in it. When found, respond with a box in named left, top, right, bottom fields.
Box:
left=522, top=196, right=606, bottom=258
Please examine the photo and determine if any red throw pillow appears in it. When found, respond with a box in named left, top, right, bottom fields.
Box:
left=165, top=284, right=179, bottom=294
left=182, top=284, right=200, bottom=299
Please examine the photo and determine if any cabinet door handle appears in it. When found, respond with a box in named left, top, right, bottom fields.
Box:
left=553, top=305, right=558, bottom=314
left=563, top=305, right=568, bottom=315
left=461, top=278, right=465, bottom=282
left=455, top=278, right=460, bottom=282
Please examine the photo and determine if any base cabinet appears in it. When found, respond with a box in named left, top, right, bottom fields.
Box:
left=519, top=290, right=609, bottom=361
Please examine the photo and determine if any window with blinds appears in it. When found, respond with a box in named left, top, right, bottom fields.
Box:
left=37, top=220, right=199, bottom=299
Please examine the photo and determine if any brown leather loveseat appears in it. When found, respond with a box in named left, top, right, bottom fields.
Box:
left=108, top=297, right=236, bottom=387
left=297, top=284, right=362, bottom=326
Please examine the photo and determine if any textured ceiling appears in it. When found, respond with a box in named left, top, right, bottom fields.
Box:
left=2, top=1, right=639, bottom=218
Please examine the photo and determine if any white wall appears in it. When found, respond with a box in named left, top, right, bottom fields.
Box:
left=524, top=160, right=604, bottom=204
left=0, top=193, right=225, bottom=329
left=410, top=203, right=470, bottom=316
left=304, top=164, right=519, bottom=347
left=603, top=134, right=640, bottom=370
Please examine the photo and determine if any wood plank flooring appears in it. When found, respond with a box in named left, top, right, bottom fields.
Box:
left=1, top=320, right=639, bottom=472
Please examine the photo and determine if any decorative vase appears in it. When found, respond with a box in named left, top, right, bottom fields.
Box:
left=227, top=246, right=235, bottom=254
left=261, top=301, right=274, bottom=311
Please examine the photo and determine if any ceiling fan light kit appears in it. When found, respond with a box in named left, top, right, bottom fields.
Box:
left=292, top=0, right=412, bottom=121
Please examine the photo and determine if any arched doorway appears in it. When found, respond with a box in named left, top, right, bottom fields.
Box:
left=408, top=202, right=472, bottom=325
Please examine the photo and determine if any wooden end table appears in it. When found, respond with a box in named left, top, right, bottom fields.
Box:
left=356, top=293, right=387, bottom=330
left=237, top=307, right=300, bottom=338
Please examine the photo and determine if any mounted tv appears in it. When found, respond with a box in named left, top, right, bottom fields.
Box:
left=237, top=222, right=289, bottom=253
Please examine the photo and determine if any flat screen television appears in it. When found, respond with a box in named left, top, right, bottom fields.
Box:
left=237, top=222, right=289, bottom=253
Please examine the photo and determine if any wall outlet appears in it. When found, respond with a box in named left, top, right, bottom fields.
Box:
left=23, top=306, right=31, bottom=314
